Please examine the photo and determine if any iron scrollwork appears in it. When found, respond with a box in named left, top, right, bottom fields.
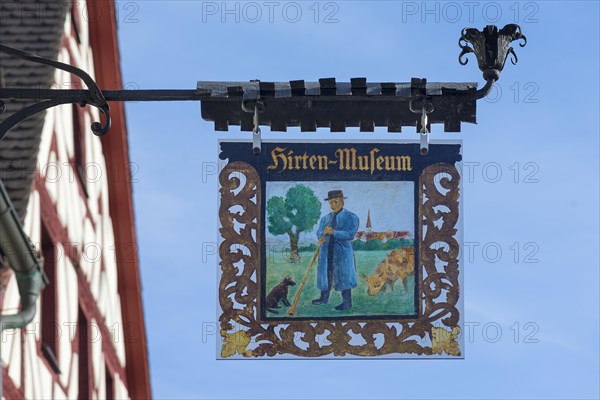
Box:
left=0, top=43, right=111, bottom=139
left=0, top=44, right=207, bottom=141
left=459, top=24, right=527, bottom=82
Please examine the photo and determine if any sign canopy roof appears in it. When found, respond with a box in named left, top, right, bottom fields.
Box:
left=197, top=78, right=478, bottom=133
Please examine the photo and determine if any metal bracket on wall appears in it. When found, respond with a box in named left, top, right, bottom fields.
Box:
left=1, top=24, right=525, bottom=141
left=0, top=43, right=208, bottom=141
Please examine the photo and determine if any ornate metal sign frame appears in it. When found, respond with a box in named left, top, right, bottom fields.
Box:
left=217, top=140, right=463, bottom=359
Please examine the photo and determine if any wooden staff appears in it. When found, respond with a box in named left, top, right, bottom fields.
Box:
left=288, top=215, right=334, bottom=316
left=288, top=242, right=322, bottom=316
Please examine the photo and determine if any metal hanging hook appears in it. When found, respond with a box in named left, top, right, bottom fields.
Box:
left=420, top=106, right=429, bottom=155
left=409, top=97, right=433, bottom=156
left=252, top=104, right=261, bottom=155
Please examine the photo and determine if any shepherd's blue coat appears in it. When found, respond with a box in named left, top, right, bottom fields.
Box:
left=316, top=208, right=360, bottom=291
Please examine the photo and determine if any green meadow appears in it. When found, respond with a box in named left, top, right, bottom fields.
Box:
left=265, top=249, right=416, bottom=319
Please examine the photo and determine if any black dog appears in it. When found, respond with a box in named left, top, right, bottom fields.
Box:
left=266, top=276, right=296, bottom=314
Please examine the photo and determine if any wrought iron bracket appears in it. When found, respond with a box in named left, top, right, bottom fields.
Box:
left=0, top=43, right=112, bottom=136
left=0, top=43, right=207, bottom=141
left=0, top=24, right=525, bottom=140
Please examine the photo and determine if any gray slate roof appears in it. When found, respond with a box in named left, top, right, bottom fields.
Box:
left=0, top=0, right=68, bottom=220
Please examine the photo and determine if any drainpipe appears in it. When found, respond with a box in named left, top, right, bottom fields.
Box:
left=0, top=178, right=47, bottom=396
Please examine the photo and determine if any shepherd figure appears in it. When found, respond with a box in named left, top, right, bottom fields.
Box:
left=312, top=190, right=359, bottom=311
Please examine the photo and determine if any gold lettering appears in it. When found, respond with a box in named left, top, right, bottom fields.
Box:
left=357, top=155, right=369, bottom=171
left=396, top=155, right=412, bottom=171
left=369, top=148, right=380, bottom=175
left=267, top=147, right=288, bottom=172
left=294, top=154, right=303, bottom=170
left=268, top=146, right=411, bottom=173
left=335, top=148, right=357, bottom=171
left=318, top=155, right=329, bottom=170
left=385, top=156, right=393, bottom=171
left=376, top=155, right=385, bottom=171
left=309, top=155, right=317, bottom=169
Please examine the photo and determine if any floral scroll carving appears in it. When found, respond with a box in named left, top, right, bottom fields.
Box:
left=419, top=163, right=462, bottom=356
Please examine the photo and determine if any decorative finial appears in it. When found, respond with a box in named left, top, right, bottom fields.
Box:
left=459, top=24, right=527, bottom=82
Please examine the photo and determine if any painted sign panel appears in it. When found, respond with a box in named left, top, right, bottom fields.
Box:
left=217, top=140, right=463, bottom=359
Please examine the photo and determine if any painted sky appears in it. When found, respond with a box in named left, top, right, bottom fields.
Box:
left=117, top=1, right=599, bottom=399
left=265, top=180, right=414, bottom=245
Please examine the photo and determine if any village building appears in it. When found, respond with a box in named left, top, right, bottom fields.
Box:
left=355, top=209, right=410, bottom=242
left=0, top=1, right=151, bottom=398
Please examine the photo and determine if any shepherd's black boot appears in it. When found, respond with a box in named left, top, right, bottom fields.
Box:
left=312, top=290, right=330, bottom=305
left=335, top=289, right=352, bottom=310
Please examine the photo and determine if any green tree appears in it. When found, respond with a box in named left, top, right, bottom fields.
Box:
left=266, top=185, right=321, bottom=262
left=365, top=239, right=385, bottom=251
left=352, top=240, right=366, bottom=251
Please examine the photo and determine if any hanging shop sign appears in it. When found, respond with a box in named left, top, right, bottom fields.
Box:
left=0, top=24, right=526, bottom=363
left=217, top=140, right=463, bottom=359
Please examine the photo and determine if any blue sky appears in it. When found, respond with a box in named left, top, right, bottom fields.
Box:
left=117, top=1, right=599, bottom=398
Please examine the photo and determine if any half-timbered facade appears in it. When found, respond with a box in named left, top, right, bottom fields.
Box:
left=0, top=1, right=150, bottom=398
